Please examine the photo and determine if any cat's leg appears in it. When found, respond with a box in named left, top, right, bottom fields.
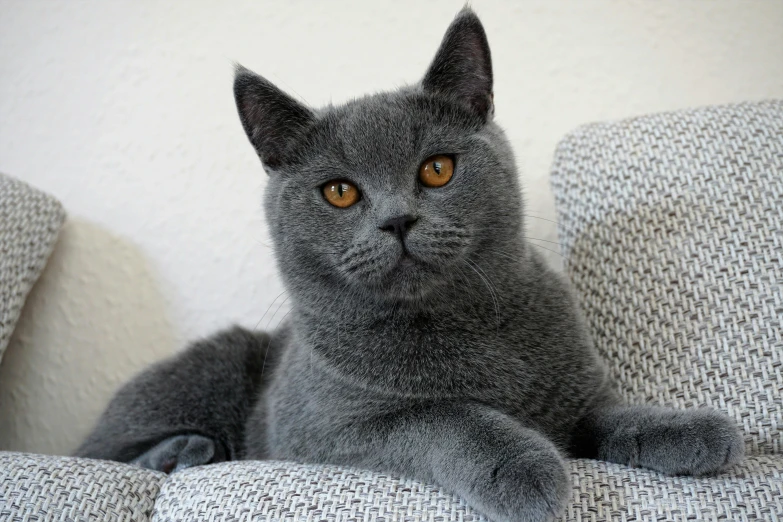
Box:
left=75, top=326, right=276, bottom=473
left=319, top=403, right=570, bottom=522
left=570, top=404, right=744, bottom=476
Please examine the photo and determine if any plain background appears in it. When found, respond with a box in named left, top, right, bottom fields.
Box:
left=1, top=0, right=782, bottom=455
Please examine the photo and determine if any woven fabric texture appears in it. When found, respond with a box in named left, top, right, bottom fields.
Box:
left=0, top=452, right=165, bottom=522
left=149, top=456, right=783, bottom=522
left=150, top=460, right=486, bottom=522
left=567, top=455, right=782, bottom=522
left=551, top=100, right=783, bottom=456
left=0, top=173, right=65, bottom=363
left=2, top=452, right=781, bottom=522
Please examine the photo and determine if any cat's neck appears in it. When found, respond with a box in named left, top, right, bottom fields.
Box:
left=280, top=238, right=537, bottom=397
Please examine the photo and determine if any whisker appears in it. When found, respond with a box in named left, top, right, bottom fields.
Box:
left=309, top=287, right=350, bottom=379
left=464, top=259, right=500, bottom=338
left=274, top=307, right=294, bottom=331
left=266, top=293, right=291, bottom=330
left=489, top=249, right=522, bottom=264
left=523, top=214, right=581, bottom=235
left=521, top=236, right=562, bottom=246
left=255, top=289, right=289, bottom=385
left=255, top=290, right=288, bottom=330
left=527, top=243, right=566, bottom=258
left=259, top=334, right=273, bottom=389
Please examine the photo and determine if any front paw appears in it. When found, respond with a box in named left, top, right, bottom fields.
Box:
left=475, top=446, right=569, bottom=522
left=641, top=408, right=745, bottom=476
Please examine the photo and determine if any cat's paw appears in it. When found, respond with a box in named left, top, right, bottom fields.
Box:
left=131, top=434, right=219, bottom=473
left=476, top=446, right=570, bottom=522
left=641, top=408, right=744, bottom=476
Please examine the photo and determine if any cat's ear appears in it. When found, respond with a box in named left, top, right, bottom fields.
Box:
left=234, top=65, right=315, bottom=170
left=422, top=8, right=494, bottom=120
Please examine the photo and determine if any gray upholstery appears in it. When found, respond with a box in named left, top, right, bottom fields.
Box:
left=150, top=460, right=485, bottom=521
left=150, top=457, right=783, bottom=521
left=550, top=100, right=782, bottom=456
left=1, top=101, right=781, bottom=521
left=2, top=453, right=780, bottom=521
left=550, top=99, right=783, bottom=520
left=0, top=173, right=65, bottom=364
left=0, top=452, right=164, bottom=522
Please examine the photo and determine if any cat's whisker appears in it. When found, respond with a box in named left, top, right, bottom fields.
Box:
left=463, top=259, right=501, bottom=338
left=489, top=249, right=522, bottom=265
left=308, top=286, right=351, bottom=380
left=255, top=290, right=288, bottom=331
left=255, top=239, right=277, bottom=250
left=522, top=236, right=563, bottom=246
left=522, top=214, right=581, bottom=235
left=267, top=293, right=291, bottom=331
left=274, top=307, right=294, bottom=331
left=453, top=264, right=477, bottom=301
left=255, top=290, right=290, bottom=385
left=527, top=243, right=566, bottom=259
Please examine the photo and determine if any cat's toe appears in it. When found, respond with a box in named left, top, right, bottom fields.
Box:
left=480, top=450, right=569, bottom=522
left=648, top=409, right=744, bottom=476
left=687, top=410, right=744, bottom=475
left=132, top=434, right=219, bottom=473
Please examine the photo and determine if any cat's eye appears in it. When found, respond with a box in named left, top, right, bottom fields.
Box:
left=419, top=155, right=454, bottom=188
left=323, top=180, right=360, bottom=208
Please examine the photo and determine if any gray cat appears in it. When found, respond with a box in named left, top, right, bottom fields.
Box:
left=76, top=8, right=744, bottom=521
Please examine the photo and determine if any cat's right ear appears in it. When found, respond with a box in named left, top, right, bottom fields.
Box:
left=234, top=65, right=315, bottom=170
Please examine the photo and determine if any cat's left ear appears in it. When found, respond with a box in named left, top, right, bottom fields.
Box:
left=422, top=8, right=494, bottom=120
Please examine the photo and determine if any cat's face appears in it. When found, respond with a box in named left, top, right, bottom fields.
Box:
left=235, top=9, right=521, bottom=301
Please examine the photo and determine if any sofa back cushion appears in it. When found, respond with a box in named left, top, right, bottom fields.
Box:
left=551, top=101, right=783, bottom=455
left=0, top=173, right=65, bottom=366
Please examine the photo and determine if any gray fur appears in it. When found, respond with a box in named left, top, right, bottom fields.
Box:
left=77, top=8, right=744, bottom=522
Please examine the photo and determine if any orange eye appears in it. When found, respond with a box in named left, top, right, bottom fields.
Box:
left=419, top=155, right=454, bottom=187
left=323, top=180, right=360, bottom=208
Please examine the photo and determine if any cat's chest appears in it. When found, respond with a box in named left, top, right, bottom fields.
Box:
left=299, top=311, right=543, bottom=398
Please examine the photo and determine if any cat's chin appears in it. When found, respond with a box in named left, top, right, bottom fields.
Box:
left=366, top=256, right=448, bottom=302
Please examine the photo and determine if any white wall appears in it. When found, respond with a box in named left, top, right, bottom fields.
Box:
left=1, top=0, right=781, bottom=455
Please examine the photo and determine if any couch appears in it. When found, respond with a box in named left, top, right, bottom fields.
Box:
left=1, top=100, right=781, bottom=521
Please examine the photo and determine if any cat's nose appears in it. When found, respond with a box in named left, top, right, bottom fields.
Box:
left=379, top=214, right=418, bottom=238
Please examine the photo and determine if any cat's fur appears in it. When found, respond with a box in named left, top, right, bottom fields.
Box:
left=76, top=9, right=744, bottom=521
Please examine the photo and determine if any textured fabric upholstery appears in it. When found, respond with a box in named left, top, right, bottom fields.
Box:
left=149, top=457, right=783, bottom=522
left=2, top=453, right=780, bottom=521
left=0, top=173, right=65, bottom=364
left=0, top=452, right=165, bottom=522
left=567, top=456, right=782, bottom=522
left=150, top=460, right=485, bottom=521
left=549, top=100, right=783, bottom=520
left=550, top=100, right=783, bottom=456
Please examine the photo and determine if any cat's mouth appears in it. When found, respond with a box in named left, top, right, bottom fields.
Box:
left=397, top=253, right=418, bottom=268
left=339, top=234, right=465, bottom=300
left=381, top=251, right=444, bottom=292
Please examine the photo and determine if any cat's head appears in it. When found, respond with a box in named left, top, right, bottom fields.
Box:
left=235, top=9, right=522, bottom=303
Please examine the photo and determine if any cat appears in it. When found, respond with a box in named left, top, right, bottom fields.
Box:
left=76, top=8, right=744, bottom=521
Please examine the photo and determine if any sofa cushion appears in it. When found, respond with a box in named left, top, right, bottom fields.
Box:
left=0, top=173, right=65, bottom=366
left=0, top=452, right=165, bottom=522
left=147, top=456, right=783, bottom=521
left=568, top=455, right=782, bottom=521
left=550, top=100, right=783, bottom=455
left=150, top=460, right=485, bottom=521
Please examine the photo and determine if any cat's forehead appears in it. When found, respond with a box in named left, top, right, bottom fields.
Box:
left=312, top=91, right=482, bottom=168
left=336, top=94, right=419, bottom=161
